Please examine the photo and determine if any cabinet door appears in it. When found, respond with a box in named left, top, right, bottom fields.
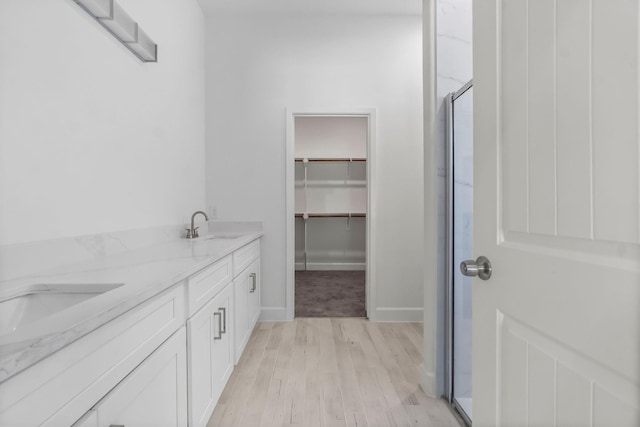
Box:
left=187, top=283, right=234, bottom=427
left=233, top=270, right=250, bottom=364
left=212, top=284, right=234, bottom=397
left=246, top=258, right=261, bottom=331
left=233, top=258, right=261, bottom=364
left=72, top=411, right=97, bottom=427
left=95, top=327, right=188, bottom=427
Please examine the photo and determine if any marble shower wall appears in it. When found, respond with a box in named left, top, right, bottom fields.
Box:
left=434, top=0, right=473, bottom=392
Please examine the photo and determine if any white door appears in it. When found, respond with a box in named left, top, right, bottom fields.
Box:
left=473, top=1, right=640, bottom=426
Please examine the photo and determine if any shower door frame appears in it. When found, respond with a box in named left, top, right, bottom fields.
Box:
left=446, top=79, right=473, bottom=426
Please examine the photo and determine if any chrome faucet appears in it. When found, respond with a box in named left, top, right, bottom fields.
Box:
left=186, top=211, right=209, bottom=239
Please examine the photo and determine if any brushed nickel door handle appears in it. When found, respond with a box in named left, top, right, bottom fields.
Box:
left=213, top=311, right=222, bottom=340
left=249, top=273, right=257, bottom=292
left=219, top=307, right=227, bottom=334
left=460, top=256, right=492, bottom=280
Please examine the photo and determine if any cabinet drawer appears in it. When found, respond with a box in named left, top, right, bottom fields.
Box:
left=0, top=285, right=185, bottom=427
left=187, top=255, right=233, bottom=316
left=233, top=239, right=260, bottom=277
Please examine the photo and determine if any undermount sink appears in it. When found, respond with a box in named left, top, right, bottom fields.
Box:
left=0, top=283, right=124, bottom=333
left=203, top=234, right=242, bottom=240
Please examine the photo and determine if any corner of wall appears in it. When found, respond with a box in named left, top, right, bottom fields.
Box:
left=422, top=0, right=444, bottom=399
left=421, top=365, right=438, bottom=398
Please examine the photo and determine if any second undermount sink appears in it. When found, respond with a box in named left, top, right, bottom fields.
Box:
left=0, top=283, right=124, bottom=334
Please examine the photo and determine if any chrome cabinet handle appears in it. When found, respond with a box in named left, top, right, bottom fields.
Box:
left=249, top=273, right=257, bottom=293
left=460, top=256, right=492, bottom=280
left=213, top=312, right=222, bottom=340
left=219, top=307, right=227, bottom=334
left=110, top=425, right=125, bottom=427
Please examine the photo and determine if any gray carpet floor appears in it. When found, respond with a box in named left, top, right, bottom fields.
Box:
left=295, top=270, right=366, bottom=318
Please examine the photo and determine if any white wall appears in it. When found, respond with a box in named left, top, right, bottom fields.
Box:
left=295, top=116, right=367, bottom=159
left=422, top=0, right=473, bottom=397
left=0, top=0, right=206, bottom=245
left=205, top=13, right=424, bottom=321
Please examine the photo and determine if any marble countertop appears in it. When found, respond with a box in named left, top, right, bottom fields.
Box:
left=0, top=231, right=262, bottom=383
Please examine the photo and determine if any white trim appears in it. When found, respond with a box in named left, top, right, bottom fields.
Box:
left=286, top=110, right=295, bottom=320
left=421, top=365, right=438, bottom=398
left=259, top=307, right=288, bottom=321
left=422, top=0, right=444, bottom=398
left=285, top=108, right=377, bottom=321
left=301, top=263, right=365, bottom=271
left=374, top=307, right=424, bottom=322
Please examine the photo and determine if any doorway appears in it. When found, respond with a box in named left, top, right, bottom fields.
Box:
left=294, top=116, right=367, bottom=317
left=447, top=81, right=473, bottom=424
left=285, top=110, right=376, bottom=321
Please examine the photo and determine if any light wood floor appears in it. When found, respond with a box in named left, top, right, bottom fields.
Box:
left=207, top=318, right=463, bottom=427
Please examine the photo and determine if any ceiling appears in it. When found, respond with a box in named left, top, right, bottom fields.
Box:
left=196, top=0, right=422, bottom=16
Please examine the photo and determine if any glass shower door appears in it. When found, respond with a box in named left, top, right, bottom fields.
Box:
left=451, top=84, right=473, bottom=423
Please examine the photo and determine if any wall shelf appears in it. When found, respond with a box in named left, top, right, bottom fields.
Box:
left=295, top=213, right=366, bottom=218
left=295, top=157, right=366, bottom=162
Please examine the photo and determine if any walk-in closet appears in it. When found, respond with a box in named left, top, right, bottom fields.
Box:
left=294, top=116, right=367, bottom=317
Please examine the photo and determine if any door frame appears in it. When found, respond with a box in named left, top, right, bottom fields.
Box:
left=285, top=108, right=377, bottom=321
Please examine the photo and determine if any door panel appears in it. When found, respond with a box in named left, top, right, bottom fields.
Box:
left=187, top=283, right=234, bottom=427
left=500, top=0, right=640, bottom=246
left=498, top=313, right=640, bottom=426
left=247, top=259, right=261, bottom=328
left=211, top=285, right=234, bottom=399
left=592, top=0, right=639, bottom=244
left=95, top=328, right=187, bottom=427
left=234, top=269, right=250, bottom=362
left=473, top=0, right=640, bottom=425
left=187, top=303, right=215, bottom=427
left=556, top=0, right=591, bottom=240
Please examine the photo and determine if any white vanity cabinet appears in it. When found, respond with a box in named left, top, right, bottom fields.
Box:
left=0, top=236, right=261, bottom=427
left=73, top=327, right=188, bottom=427
left=233, top=241, right=261, bottom=364
left=0, top=284, right=186, bottom=427
left=185, top=237, right=260, bottom=427
left=187, top=282, right=234, bottom=427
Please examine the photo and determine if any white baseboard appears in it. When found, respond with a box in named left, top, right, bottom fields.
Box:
left=263, top=306, right=422, bottom=322
left=298, top=263, right=365, bottom=271
left=372, top=307, right=423, bottom=322
left=421, top=366, right=438, bottom=398
left=259, top=307, right=288, bottom=321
